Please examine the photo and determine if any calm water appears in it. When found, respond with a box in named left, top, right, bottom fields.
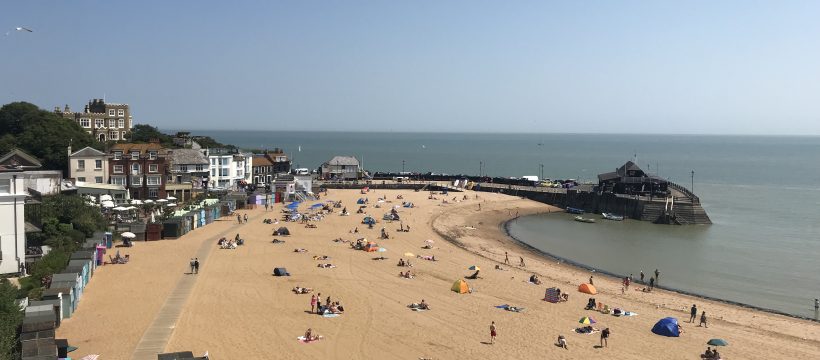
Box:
left=189, top=131, right=820, bottom=317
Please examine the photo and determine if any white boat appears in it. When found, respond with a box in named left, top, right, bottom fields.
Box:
left=574, top=216, right=596, bottom=223
left=602, top=212, right=624, bottom=221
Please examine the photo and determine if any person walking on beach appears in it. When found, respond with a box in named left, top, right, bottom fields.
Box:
left=265, top=203, right=269, bottom=212
left=519, top=257, right=526, bottom=267
left=236, top=214, right=242, bottom=224
left=243, top=213, right=248, bottom=223
left=699, top=311, right=708, bottom=328
left=194, top=258, right=200, bottom=274
left=504, top=252, right=510, bottom=265
left=589, top=275, right=594, bottom=285
left=815, top=299, right=819, bottom=312
left=478, top=203, right=481, bottom=211
left=689, top=304, right=698, bottom=323
left=189, top=258, right=195, bottom=274
left=600, top=327, right=610, bottom=348
left=654, top=269, right=660, bottom=284
left=640, top=270, right=645, bottom=283
left=316, top=293, right=322, bottom=313
left=489, top=321, right=497, bottom=344
left=649, top=277, right=655, bottom=290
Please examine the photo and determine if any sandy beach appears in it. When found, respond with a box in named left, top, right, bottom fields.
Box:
left=57, top=189, right=820, bottom=359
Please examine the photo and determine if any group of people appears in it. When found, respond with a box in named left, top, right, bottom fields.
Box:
left=236, top=213, right=248, bottom=224
left=399, top=270, right=415, bottom=279
left=701, top=347, right=722, bottom=359
left=292, top=286, right=313, bottom=294
left=217, top=234, right=242, bottom=249
left=397, top=258, right=413, bottom=267
left=188, top=258, right=200, bottom=274
left=689, top=304, right=709, bottom=328
left=310, top=293, right=345, bottom=314
left=408, top=299, right=430, bottom=310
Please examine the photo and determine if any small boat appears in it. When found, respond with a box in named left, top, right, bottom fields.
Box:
left=566, top=207, right=585, bottom=214
left=574, top=216, right=596, bottom=223
left=602, top=213, right=624, bottom=221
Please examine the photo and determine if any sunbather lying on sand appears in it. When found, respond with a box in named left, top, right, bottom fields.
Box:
left=399, top=271, right=415, bottom=279
left=294, top=248, right=308, bottom=253
left=272, top=239, right=285, bottom=244
left=408, top=300, right=430, bottom=310
left=313, top=255, right=329, bottom=260
left=303, top=328, right=322, bottom=342
left=317, top=263, right=336, bottom=268
left=292, top=286, right=313, bottom=294
left=372, top=256, right=387, bottom=260
left=574, top=326, right=600, bottom=334
left=332, top=238, right=349, bottom=243
left=417, top=255, right=437, bottom=261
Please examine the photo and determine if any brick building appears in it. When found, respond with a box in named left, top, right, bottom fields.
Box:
left=108, top=143, right=167, bottom=200
left=55, top=99, right=133, bottom=142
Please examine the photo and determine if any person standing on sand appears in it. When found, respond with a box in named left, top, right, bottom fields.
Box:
left=189, top=258, right=195, bottom=274
left=519, top=257, right=526, bottom=267
left=489, top=321, right=497, bottom=344
left=310, top=294, right=317, bottom=313
left=600, top=327, right=610, bottom=347
left=236, top=214, right=241, bottom=224
left=244, top=214, right=248, bottom=223
left=649, top=277, right=655, bottom=290
left=699, top=311, right=708, bottom=328
left=589, top=275, right=594, bottom=285
left=194, top=258, right=200, bottom=274
left=478, top=203, right=481, bottom=211
left=316, top=293, right=322, bottom=313
left=640, top=270, right=645, bottom=283
left=689, top=304, right=698, bottom=323
left=654, top=269, right=660, bottom=284
left=504, top=252, right=510, bottom=265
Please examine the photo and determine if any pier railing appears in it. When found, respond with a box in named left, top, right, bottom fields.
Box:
left=667, top=182, right=700, bottom=204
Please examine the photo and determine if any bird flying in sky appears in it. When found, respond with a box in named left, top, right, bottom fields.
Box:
left=16, top=27, right=33, bottom=32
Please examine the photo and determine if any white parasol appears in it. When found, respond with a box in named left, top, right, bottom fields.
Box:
left=144, top=199, right=154, bottom=204
left=156, top=199, right=168, bottom=203
left=120, top=232, right=136, bottom=239
left=100, top=194, right=113, bottom=201
left=130, top=199, right=143, bottom=205
left=166, top=196, right=177, bottom=200
left=102, top=203, right=115, bottom=208
left=167, top=203, right=176, bottom=207
left=112, top=206, right=128, bottom=211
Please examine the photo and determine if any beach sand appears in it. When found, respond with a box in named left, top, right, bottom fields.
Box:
left=57, top=189, right=820, bottom=359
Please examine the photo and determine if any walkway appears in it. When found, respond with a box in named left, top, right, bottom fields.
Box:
left=130, top=213, right=257, bottom=360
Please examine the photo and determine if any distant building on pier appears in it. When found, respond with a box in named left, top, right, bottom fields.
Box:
left=597, top=161, right=668, bottom=196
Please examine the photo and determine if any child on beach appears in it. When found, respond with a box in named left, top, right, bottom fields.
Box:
left=489, top=321, right=497, bottom=344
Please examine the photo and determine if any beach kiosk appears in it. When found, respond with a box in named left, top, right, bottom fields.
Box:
left=42, top=287, right=73, bottom=319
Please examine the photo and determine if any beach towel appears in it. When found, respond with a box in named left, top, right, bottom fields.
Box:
left=573, top=328, right=600, bottom=335
left=495, top=304, right=525, bottom=312
left=411, top=308, right=427, bottom=312
left=494, top=304, right=510, bottom=309
left=624, top=311, right=638, bottom=316
left=322, top=312, right=340, bottom=318
left=297, top=336, right=324, bottom=343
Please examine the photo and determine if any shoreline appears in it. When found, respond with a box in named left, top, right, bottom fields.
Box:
left=500, top=213, right=818, bottom=322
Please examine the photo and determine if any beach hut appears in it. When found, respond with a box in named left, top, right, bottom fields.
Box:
left=22, top=308, right=57, bottom=333
left=42, top=287, right=73, bottom=319
left=651, top=317, right=681, bottom=337
left=71, top=250, right=97, bottom=273
left=48, top=282, right=78, bottom=314
left=364, top=242, right=379, bottom=252
left=578, top=283, right=597, bottom=295
left=451, top=279, right=470, bottom=294
left=273, top=267, right=290, bottom=276
left=19, top=329, right=57, bottom=360
left=162, top=218, right=183, bottom=239
left=67, top=260, right=91, bottom=286
left=544, top=287, right=561, bottom=303
left=27, top=300, right=63, bottom=327
left=51, top=273, right=83, bottom=302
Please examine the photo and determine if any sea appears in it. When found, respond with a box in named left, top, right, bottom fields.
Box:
left=188, top=131, right=820, bottom=318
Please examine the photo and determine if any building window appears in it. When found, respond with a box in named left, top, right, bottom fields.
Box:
left=108, top=109, right=115, bottom=116
left=149, top=164, right=158, bottom=173
left=195, top=164, right=204, bottom=171
left=95, top=119, right=104, bottom=128
left=111, top=131, right=119, bottom=140
left=95, top=176, right=103, bottom=183
left=131, top=151, right=139, bottom=160
left=149, top=151, right=157, bottom=160
left=237, top=170, right=243, bottom=177
left=220, top=168, right=229, bottom=177
left=132, top=176, right=142, bottom=185
left=111, top=176, right=125, bottom=185
left=108, top=119, right=116, bottom=128
left=179, top=165, right=188, bottom=172
left=148, top=188, right=158, bottom=198
left=220, top=158, right=229, bottom=166
left=114, top=165, right=123, bottom=173
left=210, top=158, right=216, bottom=165
left=122, top=131, right=127, bottom=140
left=77, top=160, right=85, bottom=170
left=0, top=179, right=10, bottom=194
left=131, top=163, right=140, bottom=174
left=118, top=109, right=124, bottom=116
left=211, top=169, right=216, bottom=177
left=80, top=118, right=90, bottom=128
left=118, top=119, right=124, bottom=128
left=147, top=176, right=161, bottom=186
left=95, top=160, right=103, bottom=169
left=113, top=151, right=122, bottom=160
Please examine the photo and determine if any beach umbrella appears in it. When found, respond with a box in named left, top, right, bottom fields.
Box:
left=404, top=252, right=415, bottom=257
left=167, top=203, right=176, bottom=207
left=166, top=196, right=177, bottom=200
left=156, top=199, right=168, bottom=203
left=102, top=203, right=115, bottom=208
left=121, top=232, right=136, bottom=239
left=579, top=316, right=596, bottom=325
left=468, top=265, right=480, bottom=271
left=100, top=194, right=113, bottom=201
left=707, top=339, right=728, bottom=346
left=125, top=206, right=137, bottom=210
left=424, top=239, right=435, bottom=244
left=130, top=199, right=143, bottom=205
left=112, top=206, right=128, bottom=211
left=144, top=199, right=154, bottom=203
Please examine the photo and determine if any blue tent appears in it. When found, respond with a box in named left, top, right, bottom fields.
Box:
left=310, top=203, right=324, bottom=209
left=362, top=216, right=376, bottom=225
left=357, top=198, right=366, bottom=204
left=651, top=317, right=680, bottom=337
left=287, top=202, right=300, bottom=209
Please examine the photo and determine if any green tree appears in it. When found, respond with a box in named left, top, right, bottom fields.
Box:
left=0, top=279, right=23, bottom=359
left=0, top=102, right=100, bottom=174
left=39, top=194, right=106, bottom=238
left=127, top=124, right=174, bottom=147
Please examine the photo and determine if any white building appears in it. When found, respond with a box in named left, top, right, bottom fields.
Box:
left=0, top=173, right=26, bottom=274
left=321, top=156, right=361, bottom=180
left=68, top=146, right=108, bottom=184
left=204, top=148, right=252, bottom=190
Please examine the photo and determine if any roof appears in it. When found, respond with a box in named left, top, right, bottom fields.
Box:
left=69, top=146, right=105, bottom=157
left=110, top=143, right=165, bottom=154
left=324, top=156, right=359, bottom=166
left=167, top=149, right=208, bottom=165
left=617, top=161, right=643, bottom=174
left=0, top=148, right=42, bottom=170
left=252, top=156, right=274, bottom=167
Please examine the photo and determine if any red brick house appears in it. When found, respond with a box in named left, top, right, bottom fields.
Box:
left=108, top=143, right=167, bottom=200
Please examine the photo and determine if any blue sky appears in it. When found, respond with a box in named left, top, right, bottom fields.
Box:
left=2, top=1, right=819, bottom=134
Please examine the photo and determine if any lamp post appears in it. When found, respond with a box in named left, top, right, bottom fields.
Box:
left=479, top=161, right=483, bottom=177
left=539, top=163, right=544, bottom=181
left=402, top=160, right=405, bottom=173
left=691, top=170, right=695, bottom=196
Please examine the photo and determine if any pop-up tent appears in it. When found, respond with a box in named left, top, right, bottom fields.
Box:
left=276, top=227, right=290, bottom=236
left=364, top=242, right=379, bottom=252
left=578, top=283, right=597, bottom=295
left=451, top=279, right=470, bottom=294
left=273, top=267, right=290, bottom=276
left=652, top=317, right=680, bottom=337
left=362, top=216, right=376, bottom=225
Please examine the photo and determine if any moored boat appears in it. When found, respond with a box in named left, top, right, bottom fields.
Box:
left=566, top=207, right=585, bottom=214
left=574, top=216, right=596, bottom=223
left=602, top=212, right=624, bottom=221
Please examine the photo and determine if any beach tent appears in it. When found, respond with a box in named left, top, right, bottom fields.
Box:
left=357, top=198, right=366, bottom=204
left=578, top=283, right=597, bottom=295
left=276, top=227, right=290, bottom=235
left=362, top=216, right=376, bottom=225
left=364, top=242, right=379, bottom=252
left=651, top=317, right=680, bottom=337
left=451, top=279, right=470, bottom=294
left=273, top=267, right=290, bottom=276
left=544, top=287, right=560, bottom=303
